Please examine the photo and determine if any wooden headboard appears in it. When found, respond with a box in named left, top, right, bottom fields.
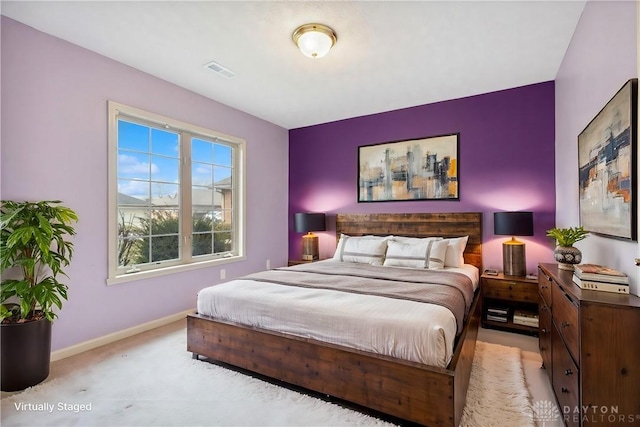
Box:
left=335, top=212, right=482, bottom=270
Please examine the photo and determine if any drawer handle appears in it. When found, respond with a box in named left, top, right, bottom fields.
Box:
left=564, top=292, right=576, bottom=305
left=508, top=285, right=513, bottom=290
left=561, top=321, right=570, bottom=328
left=541, top=328, right=547, bottom=334
left=564, top=369, right=573, bottom=376
left=561, top=387, right=569, bottom=393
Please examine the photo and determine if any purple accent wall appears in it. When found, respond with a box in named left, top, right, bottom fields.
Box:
left=289, top=82, right=557, bottom=273
left=1, top=17, right=289, bottom=352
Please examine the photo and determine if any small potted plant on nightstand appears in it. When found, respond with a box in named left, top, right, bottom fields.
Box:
left=546, top=226, right=588, bottom=271
left=1, top=200, right=78, bottom=391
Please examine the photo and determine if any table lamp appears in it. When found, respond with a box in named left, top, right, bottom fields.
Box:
left=494, top=211, right=534, bottom=276
left=294, top=213, right=326, bottom=261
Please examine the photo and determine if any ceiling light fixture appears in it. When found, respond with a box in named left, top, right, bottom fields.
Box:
left=292, top=23, right=337, bottom=59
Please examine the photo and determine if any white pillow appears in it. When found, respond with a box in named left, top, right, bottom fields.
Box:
left=333, top=234, right=384, bottom=257
left=443, top=236, right=469, bottom=268
left=383, top=239, right=448, bottom=269
left=391, top=236, right=442, bottom=244
left=333, top=234, right=389, bottom=265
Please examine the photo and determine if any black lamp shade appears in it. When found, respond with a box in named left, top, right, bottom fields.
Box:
left=494, top=211, right=534, bottom=236
left=294, top=213, right=326, bottom=233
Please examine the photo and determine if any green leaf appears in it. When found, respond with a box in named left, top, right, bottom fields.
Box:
left=0, top=304, right=17, bottom=322
left=19, top=298, right=32, bottom=319
left=7, top=227, right=31, bottom=248
left=1, top=279, right=21, bottom=302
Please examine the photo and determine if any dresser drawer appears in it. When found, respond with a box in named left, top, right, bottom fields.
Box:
left=552, top=281, right=580, bottom=363
left=552, top=325, right=579, bottom=427
left=538, top=267, right=552, bottom=306
left=483, top=278, right=538, bottom=303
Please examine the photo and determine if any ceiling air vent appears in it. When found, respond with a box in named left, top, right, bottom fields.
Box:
left=203, top=60, right=237, bottom=79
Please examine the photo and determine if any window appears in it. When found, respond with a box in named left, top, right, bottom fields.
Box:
left=108, top=102, right=245, bottom=284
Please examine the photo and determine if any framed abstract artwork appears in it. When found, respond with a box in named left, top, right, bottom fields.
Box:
left=358, top=133, right=459, bottom=202
left=578, top=78, right=637, bottom=241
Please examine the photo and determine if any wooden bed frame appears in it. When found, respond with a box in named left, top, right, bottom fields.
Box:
left=187, top=212, right=483, bottom=426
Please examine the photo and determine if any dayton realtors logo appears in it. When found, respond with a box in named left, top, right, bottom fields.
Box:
left=532, top=400, right=561, bottom=425
left=533, top=400, right=640, bottom=425
left=563, top=405, right=640, bottom=424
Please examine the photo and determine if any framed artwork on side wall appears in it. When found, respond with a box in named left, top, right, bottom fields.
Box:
left=358, top=133, right=460, bottom=202
left=578, top=78, right=638, bottom=241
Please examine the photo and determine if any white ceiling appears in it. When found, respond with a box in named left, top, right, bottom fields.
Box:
left=2, top=1, right=586, bottom=129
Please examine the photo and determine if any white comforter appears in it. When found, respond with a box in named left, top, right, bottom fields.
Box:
left=196, top=263, right=479, bottom=368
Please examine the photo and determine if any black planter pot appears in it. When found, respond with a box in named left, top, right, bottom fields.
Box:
left=1, top=317, right=52, bottom=391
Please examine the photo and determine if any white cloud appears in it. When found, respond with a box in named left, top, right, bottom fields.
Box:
left=118, top=154, right=159, bottom=175
left=118, top=180, right=149, bottom=200
left=193, top=165, right=212, bottom=186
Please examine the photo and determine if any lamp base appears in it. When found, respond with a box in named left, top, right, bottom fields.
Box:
left=302, top=233, right=319, bottom=261
left=503, top=239, right=526, bottom=277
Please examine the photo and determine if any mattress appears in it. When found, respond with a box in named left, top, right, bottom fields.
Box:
left=196, top=261, right=479, bottom=368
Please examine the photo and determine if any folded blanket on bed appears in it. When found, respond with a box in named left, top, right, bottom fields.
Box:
left=244, top=261, right=474, bottom=332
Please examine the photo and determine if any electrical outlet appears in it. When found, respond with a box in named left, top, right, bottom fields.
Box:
left=220, top=269, right=226, bottom=280
left=266, top=259, right=271, bottom=270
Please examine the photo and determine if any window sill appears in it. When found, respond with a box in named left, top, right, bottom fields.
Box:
left=107, top=255, right=245, bottom=286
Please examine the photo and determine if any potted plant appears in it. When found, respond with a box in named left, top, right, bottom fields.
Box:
left=546, top=226, right=588, bottom=271
left=1, top=200, right=78, bottom=391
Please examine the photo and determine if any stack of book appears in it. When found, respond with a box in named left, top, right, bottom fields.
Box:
left=573, top=264, right=629, bottom=294
left=513, top=309, right=539, bottom=328
left=486, top=306, right=509, bottom=323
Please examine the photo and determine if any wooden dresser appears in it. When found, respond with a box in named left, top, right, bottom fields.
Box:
left=538, top=263, right=640, bottom=426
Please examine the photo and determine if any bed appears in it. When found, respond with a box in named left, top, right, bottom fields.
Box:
left=187, top=212, right=483, bottom=426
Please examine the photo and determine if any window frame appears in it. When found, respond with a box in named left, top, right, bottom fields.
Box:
left=107, top=101, right=246, bottom=285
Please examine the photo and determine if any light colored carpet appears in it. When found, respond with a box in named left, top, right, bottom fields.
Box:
left=1, top=327, right=533, bottom=426
left=460, top=341, right=534, bottom=426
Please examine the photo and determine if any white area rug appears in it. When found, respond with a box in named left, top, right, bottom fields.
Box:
left=460, top=341, right=534, bottom=426
left=1, top=327, right=533, bottom=426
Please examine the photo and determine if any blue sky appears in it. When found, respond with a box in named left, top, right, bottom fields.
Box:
left=117, top=120, right=232, bottom=202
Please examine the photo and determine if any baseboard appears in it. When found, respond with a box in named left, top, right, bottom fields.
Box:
left=50, top=308, right=195, bottom=362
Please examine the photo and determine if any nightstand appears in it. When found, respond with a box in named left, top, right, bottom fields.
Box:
left=481, top=272, right=539, bottom=335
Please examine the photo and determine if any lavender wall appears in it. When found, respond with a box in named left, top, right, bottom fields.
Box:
left=1, top=17, right=289, bottom=351
left=555, top=1, right=638, bottom=295
left=289, top=82, right=557, bottom=274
